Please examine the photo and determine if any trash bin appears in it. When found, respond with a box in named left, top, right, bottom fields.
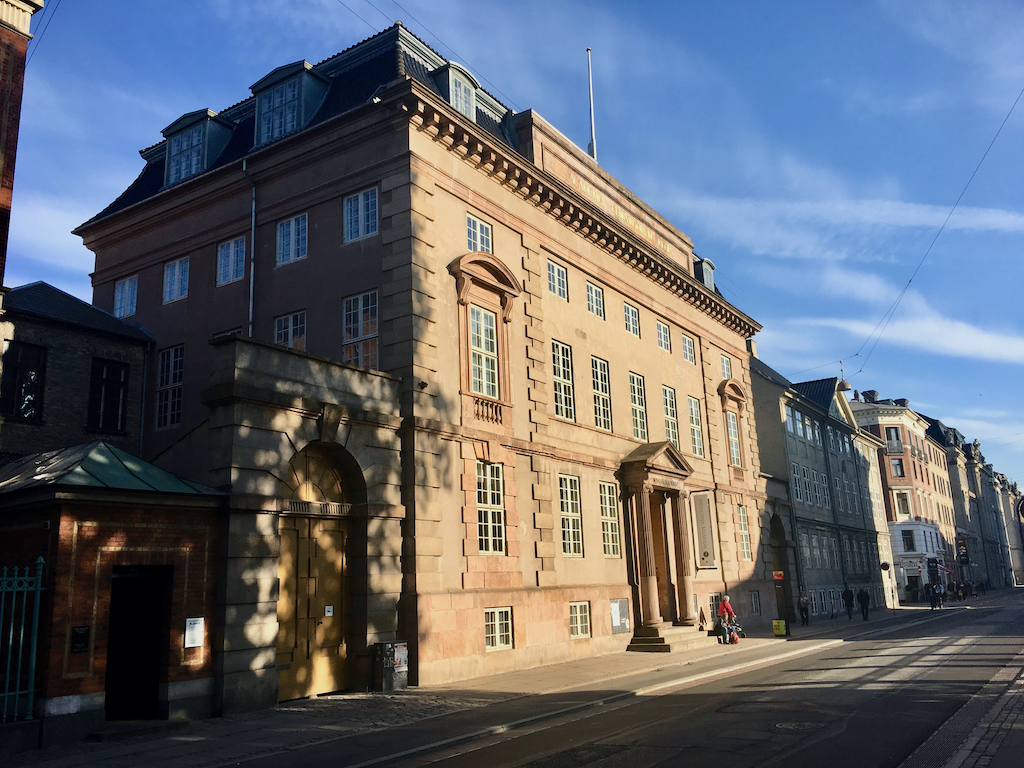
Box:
left=373, top=641, right=408, bottom=692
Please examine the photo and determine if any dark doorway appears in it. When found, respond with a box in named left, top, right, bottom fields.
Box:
left=770, top=514, right=795, bottom=623
left=105, top=565, right=172, bottom=720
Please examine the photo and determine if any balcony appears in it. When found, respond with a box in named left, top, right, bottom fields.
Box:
left=473, top=396, right=503, bottom=424
left=886, top=440, right=904, bottom=455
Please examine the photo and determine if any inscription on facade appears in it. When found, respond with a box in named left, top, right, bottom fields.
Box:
left=693, top=493, right=716, bottom=567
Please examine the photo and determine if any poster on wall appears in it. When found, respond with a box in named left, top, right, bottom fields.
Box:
left=693, top=494, right=716, bottom=568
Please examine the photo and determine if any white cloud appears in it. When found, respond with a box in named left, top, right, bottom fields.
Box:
left=8, top=193, right=97, bottom=271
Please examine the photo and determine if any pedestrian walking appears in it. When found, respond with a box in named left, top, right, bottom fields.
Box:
left=717, top=595, right=736, bottom=644
left=798, top=591, right=810, bottom=626
left=842, top=587, right=854, bottom=620
left=935, top=582, right=945, bottom=608
left=926, top=583, right=936, bottom=610
left=857, top=588, right=870, bottom=620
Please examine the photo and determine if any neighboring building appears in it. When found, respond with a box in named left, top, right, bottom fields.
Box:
left=964, top=445, right=1013, bottom=588
left=996, top=474, right=1023, bottom=585
left=73, top=23, right=771, bottom=715
left=851, top=392, right=959, bottom=600
left=750, top=358, right=889, bottom=622
left=0, top=282, right=151, bottom=465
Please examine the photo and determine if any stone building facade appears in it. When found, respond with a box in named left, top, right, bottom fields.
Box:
left=74, top=23, right=772, bottom=710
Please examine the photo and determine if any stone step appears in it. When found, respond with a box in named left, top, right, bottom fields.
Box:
left=626, top=626, right=723, bottom=653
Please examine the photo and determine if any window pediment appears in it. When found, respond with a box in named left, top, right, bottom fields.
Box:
left=448, top=253, right=522, bottom=323
left=718, top=378, right=747, bottom=411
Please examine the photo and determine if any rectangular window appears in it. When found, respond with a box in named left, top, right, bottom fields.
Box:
left=343, top=291, right=378, bottom=369
left=274, top=311, right=306, bottom=351
left=599, top=482, right=621, bottom=557
left=800, top=533, right=810, bottom=569
left=721, top=355, right=732, bottom=379
left=662, top=386, right=679, bottom=449
left=792, top=463, right=803, bottom=501
left=629, top=372, right=648, bottom=441
left=162, top=256, right=189, bottom=303
left=656, top=321, right=671, bottom=352
left=217, top=236, right=246, bottom=286
left=902, top=530, right=915, bottom=552
left=681, top=334, right=696, bottom=364
left=569, top=602, right=591, bottom=639
left=466, top=214, right=492, bottom=253
left=688, top=397, right=705, bottom=457
left=623, top=302, right=640, bottom=337
left=0, top=342, right=46, bottom=421
left=344, top=188, right=378, bottom=242
left=551, top=340, right=576, bottom=421
left=469, top=305, right=499, bottom=399
left=167, top=124, right=203, bottom=184
left=823, top=481, right=830, bottom=508
left=258, top=78, right=298, bottom=144
left=835, top=477, right=843, bottom=511
left=156, top=345, right=184, bottom=429
left=559, top=475, right=583, bottom=557
left=87, top=359, right=129, bottom=433
left=831, top=538, right=840, bottom=569
left=812, top=534, right=821, bottom=569
left=891, top=459, right=905, bottom=477
left=738, top=505, right=752, bottom=560
left=484, top=607, right=513, bottom=650
left=812, top=471, right=822, bottom=506
left=113, top=275, right=138, bottom=318
left=591, top=356, right=612, bottom=431
left=476, top=461, right=505, bottom=554
left=276, top=213, right=308, bottom=265
left=897, top=492, right=911, bottom=517
left=828, top=426, right=836, bottom=450
left=726, top=411, right=742, bottom=466
left=548, top=261, right=568, bottom=300
left=586, top=282, right=605, bottom=319
left=750, top=590, right=761, bottom=615
left=814, top=422, right=822, bottom=445
left=785, top=405, right=795, bottom=433
left=709, top=593, right=722, bottom=619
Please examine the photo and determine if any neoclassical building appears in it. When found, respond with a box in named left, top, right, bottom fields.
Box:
left=75, top=23, right=771, bottom=715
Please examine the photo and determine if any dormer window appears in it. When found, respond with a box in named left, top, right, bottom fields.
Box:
left=168, top=125, right=203, bottom=184
left=259, top=78, right=299, bottom=144
left=451, top=75, right=474, bottom=119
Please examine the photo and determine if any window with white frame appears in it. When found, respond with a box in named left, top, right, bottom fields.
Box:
left=343, top=291, right=378, bottom=369
left=629, top=372, right=648, bottom=441
left=812, top=471, right=822, bottom=505
left=785, top=405, right=795, bottom=433
left=484, top=607, right=512, bottom=650
left=828, top=426, right=836, bottom=450
left=599, top=482, right=621, bottom=557
left=721, top=355, right=732, bottom=379
left=344, top=188, right=378, bottom=242
left=831, top=538, right=840, bottom=568
left=548, top=261, right=568, bottom=300
left=167, top=124, right=202, bottom=185
left=709, top=593, right=722, bottom=618
left=586, top=282, right=605, bottom=319
left=792, top=463, right=803, bottom=501
left=801, top=467, right=811, bottom=503
left=551, top=340, right=576, bottom=421
left=750, top=590, right=761, bottom=615
left=823, top=480, right=830, bottom=508
left=274, top=311, right=306, bottom=351
left=738, top=505, right=752, bottom=560
left=559, top=475, right=583, bottom=556
left=569, top=602, right=591, bottom=638
left=591, top=356, right=612, bottom=431
left=217, top=236, right=246, bottom=286
left=258, top=78, right=299, bottom=144
left=162, top=257, right=189, bottom=303
left=451, top=75, right=475, bottom=119
left=726, top=411, right=742, bottom=466
left=623, top=302, right=640, bottom=337
left=812, top=535, right=821, bottom=568
left=688, top=396, right=704, bottom=457
left=800, top=533, right=810, bottom=568
left=277, top=213, right=307, bottom=265
left=466, top=214, right=492, bottom=253
left=657, top=321, right=671, bottom=352
left=156, top=344, right=184, bottom=429
left=681, top=334, right=696, bottom=364
left=469, top=305, right=499, bottom=398
left=814, top=422, right=822, bottom=445
left=476, top=461, right=505, bottom=554
left=835, top=477, right=844, bottom=511
left=114, top=275, right=138, bottom=318
left=663, top=386, right=679, bottom=449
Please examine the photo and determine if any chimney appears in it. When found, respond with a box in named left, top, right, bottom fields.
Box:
left=862, top=390, right=878, bottom=404
left=746, top=338, right=758, bottom=358
left=895, top=398, right=909, bottom=408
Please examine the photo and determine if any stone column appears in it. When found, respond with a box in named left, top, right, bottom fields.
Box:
left=631, top=484, right=662, bottom=627
left=671, top=491, right=697, bottom=626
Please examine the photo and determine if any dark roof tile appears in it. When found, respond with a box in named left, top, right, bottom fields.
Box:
left=5, top=282, right=152, bottom=343
left=791, top=378, right=838, bottom=411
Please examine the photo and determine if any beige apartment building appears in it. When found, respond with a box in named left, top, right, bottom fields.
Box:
left=74, top=24, right=770, bottom=714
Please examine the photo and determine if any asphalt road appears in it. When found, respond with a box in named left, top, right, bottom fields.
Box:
left=389, top=604, right=1024, bottom=768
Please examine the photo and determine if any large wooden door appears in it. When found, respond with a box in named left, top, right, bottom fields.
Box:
left=277, top=516, right=348, bottom=701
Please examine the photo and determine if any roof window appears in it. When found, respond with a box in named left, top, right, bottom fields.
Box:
left=250, top=61, right=330, bottom=147
left=161, top=109, right=234, bottom=188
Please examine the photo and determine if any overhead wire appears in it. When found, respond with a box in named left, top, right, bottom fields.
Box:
left=331, top=0, right=378, bottom=34
left=25, top=0, right=63, bottom=66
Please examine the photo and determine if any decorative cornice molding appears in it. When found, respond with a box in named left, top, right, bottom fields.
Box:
left=397, top=85, right=761, bottom=339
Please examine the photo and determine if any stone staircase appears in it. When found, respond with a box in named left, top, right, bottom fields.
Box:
left=626, top=624, right=723, bottom=653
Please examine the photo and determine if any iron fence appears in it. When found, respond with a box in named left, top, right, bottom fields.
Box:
left=1, top=557, right=44, bottom=722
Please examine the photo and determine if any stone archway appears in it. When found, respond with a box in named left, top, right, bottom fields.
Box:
left=770, top=512, right=795, bottom=623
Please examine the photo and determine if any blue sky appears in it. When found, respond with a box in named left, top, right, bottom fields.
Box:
left=9, top=0, right=1024, bottom=484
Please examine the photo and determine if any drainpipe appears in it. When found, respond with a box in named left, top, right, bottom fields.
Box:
left=242, top=159, right=257, bottom=338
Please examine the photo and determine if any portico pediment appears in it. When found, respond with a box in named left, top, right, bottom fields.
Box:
left=619, top=441, right=693, bottom=490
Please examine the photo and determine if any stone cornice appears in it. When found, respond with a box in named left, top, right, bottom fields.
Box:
left=395, top=82, right=761, bottom=339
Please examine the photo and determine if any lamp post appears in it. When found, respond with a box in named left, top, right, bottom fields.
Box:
left=880, top=561, right=897, bottom=617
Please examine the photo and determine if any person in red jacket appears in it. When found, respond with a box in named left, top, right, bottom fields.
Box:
left=717, top=595, right=736, bottom=644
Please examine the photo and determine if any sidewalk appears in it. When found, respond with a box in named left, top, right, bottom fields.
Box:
left=5, top=599, right=999, bottom=767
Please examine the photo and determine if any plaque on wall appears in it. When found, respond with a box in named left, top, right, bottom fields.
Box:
left=70, top=626, right=90, bottom=654
left=610, top=598, right=630, bottom=633
left=693, top=494, right=716, bottom=567
left=184, top=617, right=204, bottom=649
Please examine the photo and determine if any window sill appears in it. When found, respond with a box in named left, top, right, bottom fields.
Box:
left=162, top=296, right=188, bottom=305
left=275, top=256, right=308, bottom=268
left=343, top=232, right=378, bottom=244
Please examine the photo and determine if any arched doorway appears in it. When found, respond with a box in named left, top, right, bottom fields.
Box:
left=276, top=443, right=360, bottom=701
left=770, top=513, right=795, bottom=623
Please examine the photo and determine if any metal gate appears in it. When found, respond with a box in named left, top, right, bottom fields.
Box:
left=0, top=557, right=44, bottom=722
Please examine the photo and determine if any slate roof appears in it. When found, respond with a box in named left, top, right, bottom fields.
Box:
left=749, top=356, right=792, bottom=388
left=791, top=378, right=839, bottom=412
left=77, top=23, right=513, bottom=231
left=0, top=442, right=222, bottom=497
left=4, top=282, right=152, bottom=343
